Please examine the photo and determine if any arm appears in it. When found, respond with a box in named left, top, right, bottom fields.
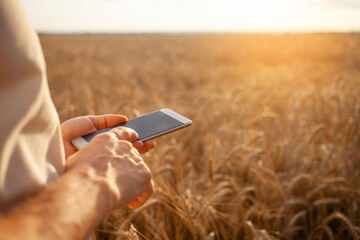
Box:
left=0, top=161, right=115, bottom=239
left=0, top=115, right=155, bottom=240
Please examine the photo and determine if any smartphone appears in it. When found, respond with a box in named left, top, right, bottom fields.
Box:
left=71, top=108, right=192, bottom=150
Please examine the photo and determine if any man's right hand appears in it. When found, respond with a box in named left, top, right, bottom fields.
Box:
left=0, top=126, right=154, bottom=240
left=66, top=126, right=154, bottom=210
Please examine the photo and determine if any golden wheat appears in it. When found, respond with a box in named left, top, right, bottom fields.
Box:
left=41, top=33, right=360, bottom=240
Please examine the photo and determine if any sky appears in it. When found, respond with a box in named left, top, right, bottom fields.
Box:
left=19, top=0, right=360, bottom=33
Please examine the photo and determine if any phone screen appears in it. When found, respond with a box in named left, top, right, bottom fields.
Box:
left=82, top=111, right=184, bottom=142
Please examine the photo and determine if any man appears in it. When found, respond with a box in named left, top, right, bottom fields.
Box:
left=0, top=0, right=156, bottom=239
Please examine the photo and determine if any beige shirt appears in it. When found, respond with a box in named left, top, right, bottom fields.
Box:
left=0, top=0, right=65, bottom=213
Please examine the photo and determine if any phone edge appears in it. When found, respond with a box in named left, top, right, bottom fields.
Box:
left=71, top=136, right=88, bottom=150
left=160, top=108, right=192, bottom=125
left=139, top=121, right=191, bottom=141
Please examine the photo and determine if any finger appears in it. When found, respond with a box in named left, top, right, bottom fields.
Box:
left=110, top=127, right=139, bottom=142
left=138, top=140, right=156, bottom=154
left=63, top=144, right=77, bottom=160
left=61, top=114, right=128, bottom=141
left=132, top=141, right=144, bottom=152
left=128, top=180, right=155, bottom=209
left=61, top=116, right=97, bottom=141
left=88, top=114, right=128, bottom=130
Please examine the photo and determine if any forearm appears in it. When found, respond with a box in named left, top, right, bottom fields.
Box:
left=0, top=167, right=115, bottom=240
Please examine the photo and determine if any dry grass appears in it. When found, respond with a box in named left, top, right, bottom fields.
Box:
left=41, top=33, right=360, bottom=240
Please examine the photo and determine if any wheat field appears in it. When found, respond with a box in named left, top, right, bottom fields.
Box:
left=40, top=34, right=360, bottom=240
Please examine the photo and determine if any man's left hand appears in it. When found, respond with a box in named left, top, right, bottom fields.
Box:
left=61, top=114, right=156, bottom=159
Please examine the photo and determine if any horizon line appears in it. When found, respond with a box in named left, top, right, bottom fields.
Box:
left=38, top=30, right=360, bottom=36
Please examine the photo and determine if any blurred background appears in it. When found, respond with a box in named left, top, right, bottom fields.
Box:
left=20, top=0, right=360, bottom=33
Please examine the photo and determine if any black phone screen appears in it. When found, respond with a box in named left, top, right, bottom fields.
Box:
left=82, top=111, right=184, bottom=142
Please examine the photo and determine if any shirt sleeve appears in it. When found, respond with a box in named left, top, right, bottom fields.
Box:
left=0, top=0, right=65, bottom=214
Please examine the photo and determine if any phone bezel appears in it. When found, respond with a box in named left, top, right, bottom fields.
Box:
left=71, top=108, right=192, bottom=150
left=159, top=108, right=192, bottom=125
left=72, top=136, right=88, bottom=150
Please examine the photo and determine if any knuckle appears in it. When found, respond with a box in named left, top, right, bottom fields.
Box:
left=139, top=162, right=152, bottom=182
left=118, top=127, right=130, bottom=137
left=111, top=128, right=123, bottom=137
left=123, top=127, right=138, bottom=139
left=119, top=140, right=132, bottom=150
left=114, top=127, right=137, bottom=140
left=124, top=129, right=133, bottom=139
left=94, top=132, right=113, bottom=141
left=135, top=154, right=144, bottom=162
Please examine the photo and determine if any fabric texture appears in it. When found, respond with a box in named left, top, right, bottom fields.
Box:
left=0, top=0, right=65, bottom=214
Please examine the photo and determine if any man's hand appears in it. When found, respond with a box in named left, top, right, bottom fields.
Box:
left=66, top=126, right=155, bottom=210
left=61, top=114, right=156, bottom=158
left=61, top=114, right=156, bottom=210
